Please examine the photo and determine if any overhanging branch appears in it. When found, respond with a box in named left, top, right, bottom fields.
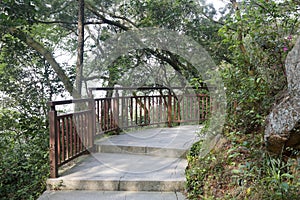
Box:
left=8, top=28, right=78, bottom=97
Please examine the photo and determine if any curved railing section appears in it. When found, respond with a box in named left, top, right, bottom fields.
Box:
left=48, top=87, right=212, bottom=178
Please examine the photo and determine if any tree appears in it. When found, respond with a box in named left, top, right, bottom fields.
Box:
left=82, top=0, right=225, bottom=90
left=0, top=34, right=63, bottom=199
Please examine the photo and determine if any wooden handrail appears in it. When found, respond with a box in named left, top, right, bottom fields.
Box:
left=48, top=98, right=93, bottom=107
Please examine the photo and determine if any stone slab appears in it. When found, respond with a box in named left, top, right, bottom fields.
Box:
left=95, top=125, right=201, bottom=157
left=38, top=191, right=187, bottom=200
left=47, top=153, right=187, bottom=191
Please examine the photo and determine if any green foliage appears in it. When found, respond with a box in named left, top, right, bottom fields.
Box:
left=220, top=62, right=270, bottom=133
left=186, top=1, right=300, bottom=199
left=0, top=110, right=49, bottom=200
left=0, top=28, right=63, bottom=199
left=186, top=132, right=300, bottom=200
left=218, top=0, right=299, bottom=132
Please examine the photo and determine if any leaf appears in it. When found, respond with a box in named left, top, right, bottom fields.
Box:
left=281, top=173, right=294, bottom=179
left=231, top=169, right=241, bottom=174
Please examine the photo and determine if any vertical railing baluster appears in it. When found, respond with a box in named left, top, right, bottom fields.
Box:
left=124, top=97, right=128, bottom=128
left=83, top=112, right=86, bottom=148
left=115, top=90, right=119, bottom=132
left=61, top=118, right=65, bottom=162
left=139, top=97, right=142, bottom=125
left=76, top=113, right=80, bottom=153
left=144, top=96, right=146, bottom=125
left=151, top=96, right=154, bottom=123
left=193, top=95, right=196, bottom=122
left=82, top=113, right=85, bottom=151
left=121, top=96, right=123, bottom=128
left=66, top=117, right=69, bottom=160
left=57, top=119, right=61, bottom=165
left=86, top=111, right=89, bottom=147
left=69, top=116, right=73, bottom=158
left=104, top=99, right=108, bottom=131
left=74, top=114, right=78, bottom=153
left=130, top=97, right=133, bottom=126
left=159, top=96, right=162, bottom=123
left=167, top=91, right=172, bottom=127
left=75, top=114, right=79, bottom=153
left=80, top=113, right=83, bottom=150
left=148, top=96, right=151, bottom=125
left=135, top=97, right=138, bottom=125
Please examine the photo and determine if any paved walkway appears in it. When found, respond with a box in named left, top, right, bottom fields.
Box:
left=39, top=125, right=201, bottom=200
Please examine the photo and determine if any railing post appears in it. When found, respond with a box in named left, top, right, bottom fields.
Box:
left=88, top=98, right=95, bottom=151
left=167, top=90, right=172, bottom=128
left=49, top=104, right=58, bottom=178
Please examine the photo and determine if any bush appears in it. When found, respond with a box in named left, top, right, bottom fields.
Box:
left=0, top=110, right=49, bottom=200
left=185, top=132, right=300, bottom=200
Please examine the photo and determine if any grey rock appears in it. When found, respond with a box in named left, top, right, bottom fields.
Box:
left=265, top=37, right=300, bottom=155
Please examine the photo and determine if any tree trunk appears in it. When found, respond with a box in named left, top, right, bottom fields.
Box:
left=75, top=0, right=85, bottom=98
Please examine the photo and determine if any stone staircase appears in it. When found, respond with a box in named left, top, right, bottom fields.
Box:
left=39, top=125, right=201, bottom=200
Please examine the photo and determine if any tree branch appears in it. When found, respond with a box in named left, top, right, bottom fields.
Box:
left=8, top=28, right=78, bottom=97
left=85, top=2, right=129, bottom=31
left=34, top=19, right=105, bottom=26
left=83, top=75, right=108, bottom=81
left=34, top=19, right=76, bottom=25
left=86, top=3, right=137, bottom=28
left=107, top=13, right=137, bottom=28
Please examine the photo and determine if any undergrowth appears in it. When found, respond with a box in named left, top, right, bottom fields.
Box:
left=185, top=131, right=300, bottom=200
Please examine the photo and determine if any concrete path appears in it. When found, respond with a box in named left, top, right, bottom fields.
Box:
left=39, top=125, right=201, bottom=200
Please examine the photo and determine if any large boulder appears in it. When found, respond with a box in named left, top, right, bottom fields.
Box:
left=264, top=37, right=300, bottom=155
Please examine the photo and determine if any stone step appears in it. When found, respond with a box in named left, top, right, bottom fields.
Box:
left=38, top=191, right=187, bottom=200
left=94, top=125, right=201, bottom=157
left=47, top=153, right=187, bottom=192
left=96, top=144, right=187, bottom=158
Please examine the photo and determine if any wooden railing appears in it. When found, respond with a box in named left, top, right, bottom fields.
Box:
left=48, top=87, right=212, bottom=178
left=90, top=87, right=212, bottom=134
left=48, top=98, right=95, bottom=178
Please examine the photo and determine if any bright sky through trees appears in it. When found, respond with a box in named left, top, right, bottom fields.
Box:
left=206, top=0, right=226, bottom=9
